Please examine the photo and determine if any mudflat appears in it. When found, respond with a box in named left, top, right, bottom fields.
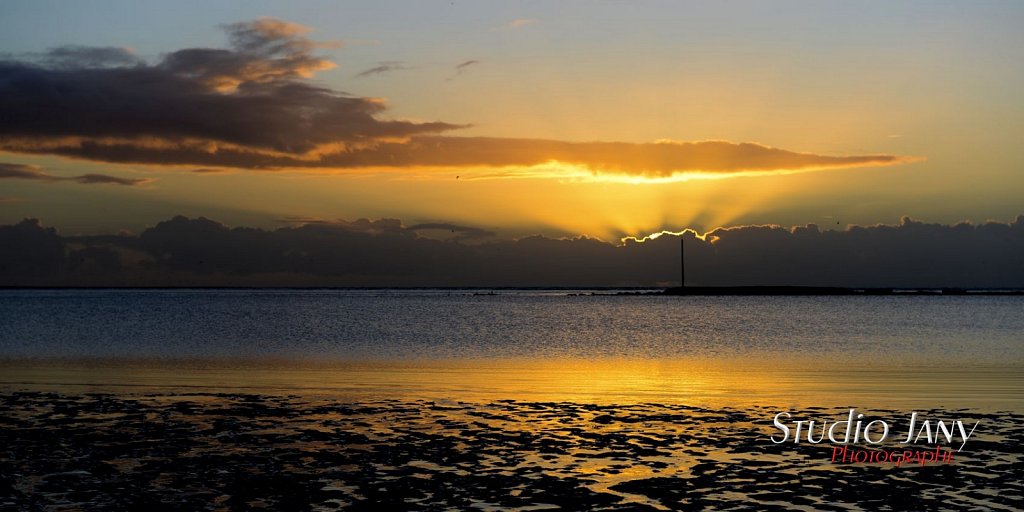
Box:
left=2, top=392, right=1020, bottom=511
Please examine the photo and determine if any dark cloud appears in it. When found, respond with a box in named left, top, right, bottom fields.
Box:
left=0, top=18, right=462, bottom=159
left=0, top=162, right=51, bottom=180
left=406, top=222, right=495, bottom=240
left=1, top=137, right=908, bottom=177
left=0, top=19, right=910, bottom=179
left=160, top=18, right=335, bottom=90
left=43, top=45, right=141, bottom=69
left=354, top=61, right=408, bottom=78
left=70, top=173, right=149, bottom=186
left=275, top=217, right=410, bottom=235
left=447, top=59, right=479, bottom=81
left=3, top=214, right=1022, bottom=287
left=277, top=215, right=331, bottom=225
left=0, top=162, right=149, bottom=186
left=295, top=137, right=904, bottom=177
left=278, top=217, right=494, bottom=240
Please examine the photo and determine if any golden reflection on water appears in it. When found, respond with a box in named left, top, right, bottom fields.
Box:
left=2, top=357, right=1021, bottom=411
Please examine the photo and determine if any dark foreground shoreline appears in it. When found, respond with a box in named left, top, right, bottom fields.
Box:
left=2, top=392, right=1020, bottom=511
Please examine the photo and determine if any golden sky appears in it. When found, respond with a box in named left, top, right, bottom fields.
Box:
left=0, top=1, right=1022, bottom=240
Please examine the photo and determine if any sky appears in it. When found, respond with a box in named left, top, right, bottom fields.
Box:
left=1, top=0, right=1022, bottom=243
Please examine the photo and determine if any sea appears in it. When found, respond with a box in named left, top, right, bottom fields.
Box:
left=1, top=289, right=1021, bottom=410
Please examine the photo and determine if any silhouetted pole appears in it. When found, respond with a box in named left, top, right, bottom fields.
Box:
left=680, top=235, right=685, bottom=288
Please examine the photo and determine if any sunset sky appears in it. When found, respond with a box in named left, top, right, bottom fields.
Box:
left=1, top=0, right=1022, bottom=241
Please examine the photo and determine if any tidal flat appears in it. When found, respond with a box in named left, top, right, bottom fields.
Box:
left=1, top=392, right=1021, bottom=511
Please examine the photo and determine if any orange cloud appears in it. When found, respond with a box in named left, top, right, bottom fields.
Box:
left=0, top=18, right=915, bottom=182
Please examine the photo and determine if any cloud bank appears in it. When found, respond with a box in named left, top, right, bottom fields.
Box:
left=2, top=215, right=1021, bottom=288
left=0, top=18, right=911, bottom=180
left=0, top=18, right=459, bottom=161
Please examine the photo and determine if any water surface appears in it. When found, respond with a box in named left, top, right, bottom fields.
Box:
left=2, top=289, right=1021, bottom=409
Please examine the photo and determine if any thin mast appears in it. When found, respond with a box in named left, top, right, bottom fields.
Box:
left=680, top=235, right=685, bottom=288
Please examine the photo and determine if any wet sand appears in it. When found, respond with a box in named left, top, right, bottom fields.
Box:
left=2, top=391, right=1021, bottom=511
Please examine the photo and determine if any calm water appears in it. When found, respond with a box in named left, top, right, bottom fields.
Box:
left=1, top=289, right=1022, bottom=408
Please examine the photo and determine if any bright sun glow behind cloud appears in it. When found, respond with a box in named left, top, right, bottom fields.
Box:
left=317, top=154, right=922, bottom=185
